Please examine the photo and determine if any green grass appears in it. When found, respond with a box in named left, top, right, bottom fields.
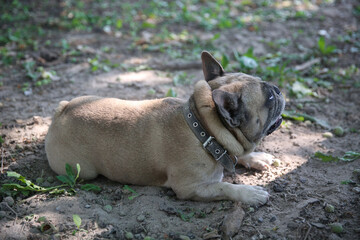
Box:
left=0, top=0, right=358, bottom=99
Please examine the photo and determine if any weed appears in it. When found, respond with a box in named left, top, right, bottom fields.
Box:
left=178, top=210, right=195, bottom=222
left=72, top=214, right=87, bottom=235
left=173, top=72, right=191, bottom=86
left=56, top=163, right=80, bottom=188
left=221, top=53, right=230, bottom=70
left=289, top=81, right=315, bottom=98
left=123, top=185, right=139, bottom=200
left=314, top=151, right=360, bottom=162
left=234, top=47, right=258, bottom=70
left=165, top=88, right=177, bottom=98
left=38, top=216, right=57, bottom=233
left=340, top=180, right=356, bottom=185
left=88, top=56, right=119, bottom=73
left=317, top=36, right=336, bottom=55
left=0, top=163, right=101, bottom=198
left=282, top=110, right=331, bottom=129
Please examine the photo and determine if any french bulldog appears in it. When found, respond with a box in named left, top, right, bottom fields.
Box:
left=45, top=51, right=285, bottom=206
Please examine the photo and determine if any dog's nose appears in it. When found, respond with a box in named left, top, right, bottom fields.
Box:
left=274, top=86, right=281, bottom=95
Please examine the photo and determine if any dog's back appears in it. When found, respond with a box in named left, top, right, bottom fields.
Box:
left=45, top=96, right=187, bottom=185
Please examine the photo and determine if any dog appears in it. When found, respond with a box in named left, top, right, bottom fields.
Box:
left=45, top=51, right=285, bottom=206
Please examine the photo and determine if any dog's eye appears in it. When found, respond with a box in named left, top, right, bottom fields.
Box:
left=269, top=93, right=274, bottom=101
left=266, top=93, right=275, bottom=108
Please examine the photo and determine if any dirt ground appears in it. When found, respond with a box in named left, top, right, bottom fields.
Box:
left=1, top=1, right=360, bottom=239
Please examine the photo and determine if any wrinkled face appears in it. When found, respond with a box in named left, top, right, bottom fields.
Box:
left=209, top=73, right=285, bottom=143
left=200, top=51, right=285, bottom=144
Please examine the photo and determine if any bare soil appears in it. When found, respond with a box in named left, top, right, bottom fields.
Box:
left=1, top=1, right=359, bottom=240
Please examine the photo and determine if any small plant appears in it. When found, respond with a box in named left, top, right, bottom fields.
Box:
left=38, top=216, right=57, bottom=233
left=1, top=163, right=101, bottom=198
left=165, top=88, right=177, bottom=97
left=318, top=36, right=336, bottom=55
left=234, top=48, right=258, bottom=70
left=123, top=185, right=139, bottom=200
left=178, top=210, right=195, bottom=222
left=22, top=62, right=58, bottom=93
left=72, top=214, right=87, bottom=235
left=282, top=110, right=331, bottom=129
left=55, top=163, right=80, bottom=190
left=173, top=72, right=191, bottom=86
left=221, top=53, right=230, bottom=70
left=88, top=56, right=119, bottom=73
left=314, top=151, right=360, bottom=162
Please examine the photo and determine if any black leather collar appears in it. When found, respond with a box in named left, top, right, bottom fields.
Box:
left=183, top=101, right=237, bottom=172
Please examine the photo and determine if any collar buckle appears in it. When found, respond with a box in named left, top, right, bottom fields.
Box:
left=202, top=136, right=214, bottom=148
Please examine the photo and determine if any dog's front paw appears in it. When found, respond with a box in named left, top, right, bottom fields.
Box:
left=238, top=152, right=279, bottom=171
left=235, top=185, right=269, bottom=206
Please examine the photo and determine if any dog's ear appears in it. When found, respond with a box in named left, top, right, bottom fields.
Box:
left=201, top=51, right=225, bottom=82
left=212, top=89, right=246, bottom=128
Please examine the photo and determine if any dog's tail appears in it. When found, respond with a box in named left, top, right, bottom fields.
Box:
left=54, top=100, right=69, bottom=118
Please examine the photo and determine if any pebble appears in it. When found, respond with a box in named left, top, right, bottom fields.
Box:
left=248, top=207, right=255, bottom=213
left=32, top=116, right=42, bottom=124
left=325, top=204, right=335, bottom=213
left=179, top=235, right=190, bottom=240
left=113, top=188, right=123, bottom=201
left=125, top=231, right=134, bottom=239
left=287, top=222, right=299, bottom=229
left=4, top=196, right=15, bottom=206
left=47, top=176, right=54, bottom=183
left=119, top=210, right=126, bottom=216
left=144, top=237, right=155, bottom=240
left=258, top=217, right=264, bottom=223
left=322, top=132, right=333, bottom=138
left=136, top=214, right=145, bottom=222
left=332, top=126, right=344, bottom=137
left=352, top=187, right=360, bottom=193
left=55, top=206, right=64, bottom=213
left=103, top=205, right=112, bottom=213
left=272, top=159, right=280, bottom=167
left=269, top=216, right=277, bottom=222
left=36, top=177, right=44, bottom=185
left=52, top=233, right=61, bottom=240
left=85, top=204, right=91, bottom=208
left=330, top=223, right=343, bottom=233
left=304, top=120, right=312, bottom=127
left=290, top=133, right=297, bottom=139
left=0, top=211, right=6, bottom=219
left=304, top=107, right=316, bottom=115
left=273, top=183, right=284, bottom=192
left=299, top=177, right=307, bottom=183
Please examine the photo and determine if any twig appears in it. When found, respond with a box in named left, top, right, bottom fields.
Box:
left=1, top=147, right=3, bottom=173
left=1, top=202, right=18, bottom=225
left=303, top=222, right=312, bottom=240
left=294, top=58, right=321, bottom=72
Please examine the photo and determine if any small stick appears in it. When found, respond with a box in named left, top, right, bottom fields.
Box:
left=1, top=147, right=3, bottom=173
left=1, top=202, right=18, bottom=225
left=303, top=222, right=312, bottom=240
